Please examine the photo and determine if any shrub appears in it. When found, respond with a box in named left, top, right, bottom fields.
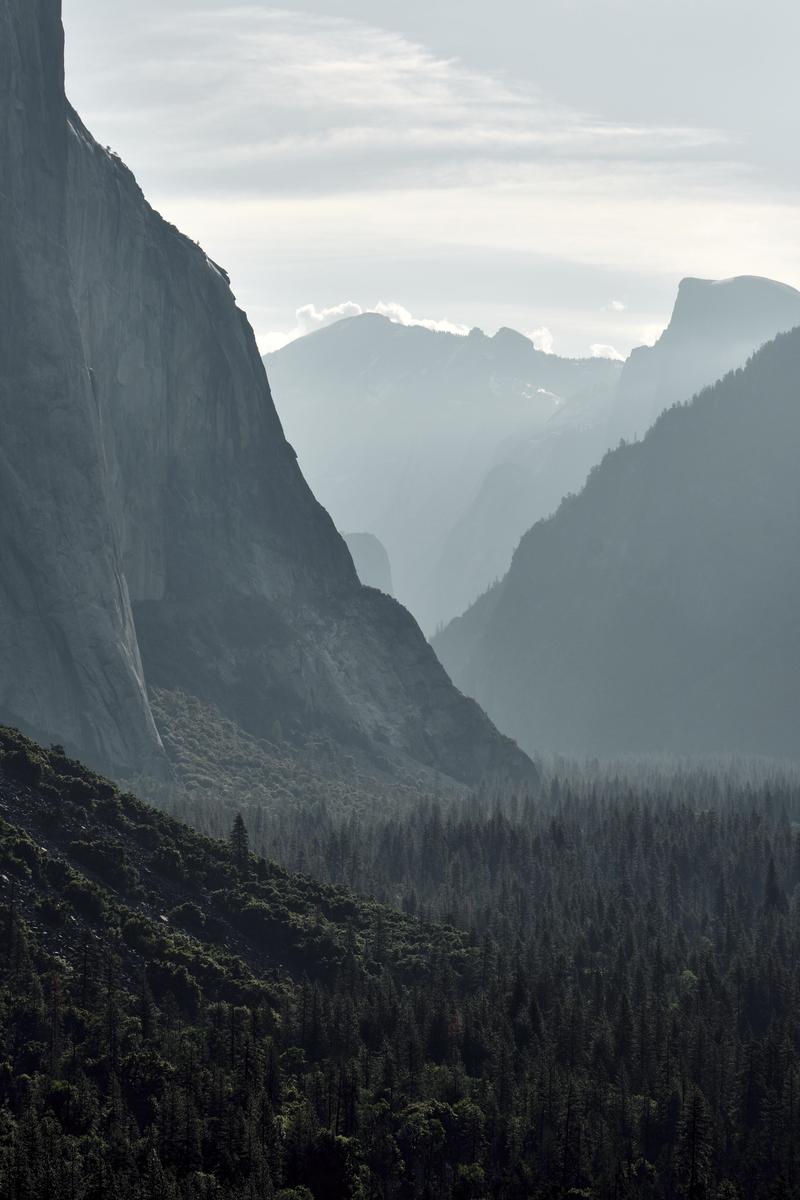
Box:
left=169, top=901, right=206, bottom=932
left=1, top=746, right=44, bottom=785
left=151, top=845, right=184, bottom=880
left=45, top=856, right=71, bottom=890
left=63, top=877, right=107, bottom=921
left=146, top=960, right=201, bottom=1017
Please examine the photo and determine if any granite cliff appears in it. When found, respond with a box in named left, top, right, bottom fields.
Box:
left=610, top=275, right=800, bottom=440
left=0, top=0, right=533, bottom=788
left=0, top=0, right=162, bottom=772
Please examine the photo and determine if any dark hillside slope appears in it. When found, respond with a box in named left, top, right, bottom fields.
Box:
left=435, top=329, right=800, bottom=759
left=0, top=725, right=474, bottom=1196
left=0, top=0, right=533, bottom=789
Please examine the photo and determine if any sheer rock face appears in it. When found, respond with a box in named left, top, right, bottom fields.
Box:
left=0, top=0, right=533, bottom=788
left=612, top=275, right=800, bottom=440
left=0, top=0, right=162, bottom=773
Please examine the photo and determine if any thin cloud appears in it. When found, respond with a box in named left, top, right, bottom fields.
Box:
left=529, top=327, right=555, bottom=354
left=65, top=6, right=727, bottom=200
left=590, top=343, right=626, bottom=361
left=63, top=2, right=800, bottom=358
left=260, top=301, right=362, bottom=352
left=373, top=302, right=469, bottom=336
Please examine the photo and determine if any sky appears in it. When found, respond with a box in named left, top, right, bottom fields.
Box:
left=62, top=0, right=800, bottom=360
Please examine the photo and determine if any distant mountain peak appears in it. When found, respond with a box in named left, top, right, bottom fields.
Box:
left=492, top=327, right=534, bottom=351
left=662, top=274, right=800, bottom=345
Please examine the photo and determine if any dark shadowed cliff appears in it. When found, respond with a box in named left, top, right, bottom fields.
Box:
left=0, top=0, right=533, bottom=788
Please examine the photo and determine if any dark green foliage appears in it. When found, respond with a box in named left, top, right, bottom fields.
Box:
left=129, top=688, right=447, bottom=834
left=0, top=727, right=799, bottom=1198
left=229, top=812, right=250, bottom=869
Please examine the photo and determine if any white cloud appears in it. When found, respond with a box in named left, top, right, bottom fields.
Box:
left=604, top=299, right=627, bottom=312
left=372, top=301, right=469, bottom=336
left=590, top=343, right=626, bottom=361
left=529, top=326, right=555, bottom=354
left=296, top=301, right=363, bottom=333
left=261, top=301, right=363, bottom=352
left=262, top=300, right=469, bottom=354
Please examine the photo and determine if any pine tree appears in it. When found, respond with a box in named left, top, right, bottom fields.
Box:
left=763, top=855, right=788, bottom=913
left=230, top=813, right=250, bottom=870
left=677, top=1086, right=712, bottom=1199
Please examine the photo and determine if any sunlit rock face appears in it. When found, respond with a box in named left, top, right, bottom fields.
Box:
left=0, top=0, right=535, bottom=789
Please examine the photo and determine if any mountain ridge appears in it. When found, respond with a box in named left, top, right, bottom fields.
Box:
left=266, top=313, right=620, bottom=630
left=268, top=275, right=800, bottom=632
left=434, top=327, right=800, bottom=759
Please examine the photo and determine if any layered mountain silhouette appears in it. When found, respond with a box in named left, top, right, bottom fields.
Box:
left=610, top=275, right=800, bottom=440
left=266, top=316, right=620, bottom=631
left=0, top=0, right=532, bottom=788
left=436, top=276, right=800, bottom=627
left=434, top=327, right=800, bottom=760
left=268, top=277, right=800, bottom=632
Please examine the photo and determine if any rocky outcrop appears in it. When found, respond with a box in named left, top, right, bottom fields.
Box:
left=0, top=0, right=533, bottom=789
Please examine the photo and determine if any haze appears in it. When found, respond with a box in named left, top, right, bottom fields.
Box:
left=62, top=0, right=800, bottom=359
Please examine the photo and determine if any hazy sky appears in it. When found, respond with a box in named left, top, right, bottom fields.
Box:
left=62, top=0, right=800, bottom=359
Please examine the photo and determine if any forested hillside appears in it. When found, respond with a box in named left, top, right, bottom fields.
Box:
left=1, top=727, right=799, bottom=1199
left=435, top=328, right=800, bottom=761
